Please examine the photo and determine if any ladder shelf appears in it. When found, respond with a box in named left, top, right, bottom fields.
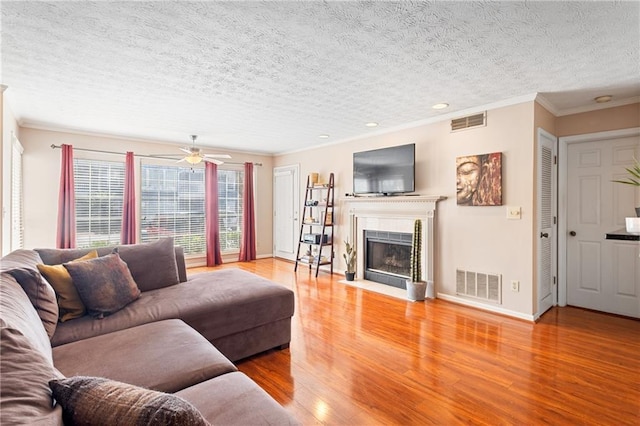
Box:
left=294, top=173, right=335, bottom=277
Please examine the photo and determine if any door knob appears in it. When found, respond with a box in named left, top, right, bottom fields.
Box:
left=569, top=231, right=576, bottom=236
left=540, top=232, right=549, bottom=238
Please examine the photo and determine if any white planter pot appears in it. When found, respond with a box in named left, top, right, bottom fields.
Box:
left=406, top=280, right=426, bottom=301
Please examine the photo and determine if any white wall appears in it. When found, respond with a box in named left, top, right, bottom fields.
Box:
left=18, top=128, right=274, bottom=258
left=275, top=101, right=536, bottom=317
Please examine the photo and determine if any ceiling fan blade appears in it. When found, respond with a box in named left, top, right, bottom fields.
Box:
left=203, top=154, right=232, bottom=159
left=176, top=157, right=187, bottom=163
left=179, top=147, right=192, bottom=154
left=203, top=158, right=224, bottom=165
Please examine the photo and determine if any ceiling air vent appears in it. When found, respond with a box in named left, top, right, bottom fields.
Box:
left=451, top=112, right=486, bottom=132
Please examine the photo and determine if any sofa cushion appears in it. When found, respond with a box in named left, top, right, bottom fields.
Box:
left=64, top=253, right=140, bottom=318
left=6, top=268, right=58, bottom=339
left=53, top=319, right=237, bottom=393
left=0, top=273, right=53, bottom=364
left=36, top=250, right=98, bottom=322
left=36, top=238, right=180, bottom=293
left=51, top=269, right=295, bottom=355
left=115, top=237, right=180, bottom=291
left=176, top=371, right=299, bottom=425
left=49, top=376, right=210, bottom=426
left=0, top=321, right=63, bottom=426
left=0, top=248, right=44, bottom=271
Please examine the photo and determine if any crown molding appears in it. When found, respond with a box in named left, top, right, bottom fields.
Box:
left=534, top=94, right=560, bottom=116
left=553, top=96, right=640, bottom=117
left=278, top=93, right=540, bottom=156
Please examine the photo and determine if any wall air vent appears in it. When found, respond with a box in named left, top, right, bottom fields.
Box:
left=451, top=112, right=486, bottom=132
left=456, top=268, right=501, bottom=303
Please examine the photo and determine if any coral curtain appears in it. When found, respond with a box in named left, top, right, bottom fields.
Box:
left=239, top=162, right=256, bottom=261
left=56, top=144, right=76, bottom=248
left=120, top=152, right=137, bottom=244
left=205, top=162, right=223, bottom=266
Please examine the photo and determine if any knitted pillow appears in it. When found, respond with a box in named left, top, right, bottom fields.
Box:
left=63, top=253, right=140, bottom=319
left=49, top=376, right=209, bottom=426
left=37, top=250, right=98, bottom=322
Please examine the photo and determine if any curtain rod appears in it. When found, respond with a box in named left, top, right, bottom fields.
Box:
left=50, top=144, right=262, bottom=166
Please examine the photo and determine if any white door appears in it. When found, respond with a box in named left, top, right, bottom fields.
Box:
left=273, top=165, right=299, bottom=260
left=536, top=129, right=557, bottom=317
left=566, top=133, right=640, bottom=318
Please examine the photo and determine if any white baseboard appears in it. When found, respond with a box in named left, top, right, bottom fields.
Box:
left=436, top=293, right=535, bottom=322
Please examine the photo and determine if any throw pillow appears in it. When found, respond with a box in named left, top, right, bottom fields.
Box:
left=63, top=253, right=140, bottom=318
left=49, top=376, right=210, bottom=426
left=6, top=268, right=59, bottom=339
left=115, top=237, right=180, bottom=292
left=36, top=250, right=98, bottom=322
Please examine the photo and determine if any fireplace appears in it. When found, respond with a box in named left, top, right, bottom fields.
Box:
left=364, top=230, right=412, bottom=289
left=344, top=195, right=445, bottom=296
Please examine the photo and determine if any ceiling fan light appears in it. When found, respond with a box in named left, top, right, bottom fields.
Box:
left=185, top=154, right=202, bottom=165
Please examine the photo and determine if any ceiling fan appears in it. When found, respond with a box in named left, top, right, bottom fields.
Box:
left=177, top=135, right=231, bottom=165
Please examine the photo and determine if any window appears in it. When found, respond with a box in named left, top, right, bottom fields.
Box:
left=11, top=135, right=24, bottom=250
left=74, top=159, right=125, bottom=248
left=218, top=169, right=244, bottom=252
left=140, top=164, right=206, bottom=255
left=140, top=164, right=245, bottom=256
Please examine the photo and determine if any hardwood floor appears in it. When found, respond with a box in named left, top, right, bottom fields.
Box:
left=190, top=259, right=640, bottom=425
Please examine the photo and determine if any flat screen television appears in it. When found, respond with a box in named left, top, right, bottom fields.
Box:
left=353, top=143, right=415, bottom=195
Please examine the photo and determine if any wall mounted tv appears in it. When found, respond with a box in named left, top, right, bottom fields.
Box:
left=353, top=143, right=415, bottom=195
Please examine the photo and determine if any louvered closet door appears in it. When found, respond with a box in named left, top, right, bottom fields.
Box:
left=537, top=129, right=556, bottom=317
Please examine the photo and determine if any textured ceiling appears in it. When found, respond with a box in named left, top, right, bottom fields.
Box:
left=2, top=1, right=639, bottom=154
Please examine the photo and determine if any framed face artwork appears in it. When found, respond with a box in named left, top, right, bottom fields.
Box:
left=456, top=152, right=502, bottom=206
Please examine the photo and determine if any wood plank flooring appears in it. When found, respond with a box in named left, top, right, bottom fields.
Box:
left=190, top=259, right=640, bottom=425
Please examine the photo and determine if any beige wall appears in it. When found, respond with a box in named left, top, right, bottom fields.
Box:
left=534, top=102, right=557, bottom=136
left=556, top=103, right=640, bottom=137
left=18, top=128, right=274, bottom=259
left=276, top=101, right=537, bottom=317
left=14, top=100, right=639, bottom=318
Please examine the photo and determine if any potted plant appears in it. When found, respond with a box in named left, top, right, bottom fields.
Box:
left=406, top=219, right=427, bottom=301
left=343, top=240, right=356, bottom=281
left=613, top=156, right=640, bottom=218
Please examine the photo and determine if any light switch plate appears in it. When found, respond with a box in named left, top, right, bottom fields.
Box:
left=507, top=206, right=521, bottom=220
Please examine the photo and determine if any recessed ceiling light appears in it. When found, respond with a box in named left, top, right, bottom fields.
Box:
left=365, top=122, right=378, bottom=127
left=432, top=103, right=449, bottom=110
left=594, top=95, right=613, bottom=103
left=318, top=134, right=330, bottom=139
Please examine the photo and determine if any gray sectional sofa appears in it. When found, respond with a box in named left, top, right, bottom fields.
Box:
left=0, top=238, right=298, bottom=425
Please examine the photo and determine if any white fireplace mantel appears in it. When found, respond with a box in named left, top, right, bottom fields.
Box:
left=343, top=195, right=446, bottom=290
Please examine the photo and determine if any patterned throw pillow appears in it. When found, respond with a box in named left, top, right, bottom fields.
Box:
left=63, top=253, right=141, bottom=319
left=37, top=250, right=98, bottom=322
left=49, top=376, right=210, bottom=426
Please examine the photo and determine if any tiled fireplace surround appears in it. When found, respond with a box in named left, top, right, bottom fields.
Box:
left=344, top=195, right=446, bottom=294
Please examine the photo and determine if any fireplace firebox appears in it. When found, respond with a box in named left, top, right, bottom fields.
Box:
left=364, top=230, right=412, bottom=289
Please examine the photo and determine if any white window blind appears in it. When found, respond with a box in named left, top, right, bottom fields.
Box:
left=11, top=136, right=24, bottom=250
left=140, top=164, right=245, bottom=255
left=218, top=169, right=244, bottom=252
left=74, top=158, right=125, bottom=248
left=140, top=164, right=206, bottom=255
